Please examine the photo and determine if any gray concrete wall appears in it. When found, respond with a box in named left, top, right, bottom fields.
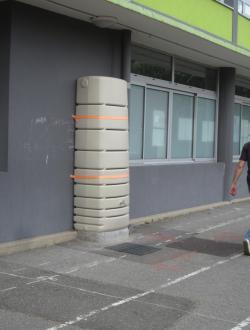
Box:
left=0, top=2, right=123, bottom=243
left=0, top=1, right=11, bottom=171
left=130, top=163, right=225, bottom=219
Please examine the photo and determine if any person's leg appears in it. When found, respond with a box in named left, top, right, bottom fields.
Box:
left=243, top=177, right=250, bottom=255
left=243, top=231, right=250, bottom=255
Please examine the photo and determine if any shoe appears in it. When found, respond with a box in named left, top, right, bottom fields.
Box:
left=243, top=239, right=250, bottom=256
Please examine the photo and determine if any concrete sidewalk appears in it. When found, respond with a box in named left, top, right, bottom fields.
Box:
left=1, top=200, right=250, bottom=329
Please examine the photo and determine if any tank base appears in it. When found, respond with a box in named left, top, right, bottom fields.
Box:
left=77, top=227, right=129, bottom=244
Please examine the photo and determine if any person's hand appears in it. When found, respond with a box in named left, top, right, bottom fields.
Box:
left=229, top=183, right=237, bottom=196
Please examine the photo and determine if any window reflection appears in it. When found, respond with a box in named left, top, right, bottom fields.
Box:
left=196, top=98, right=216, bottom=158
left=175, top=58, right=217, bottom=91
left=131, top=46, right=172, bottom=82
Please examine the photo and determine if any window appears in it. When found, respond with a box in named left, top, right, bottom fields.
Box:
left=241, top=105, right=250, bottom=145
left=233, top=104, right=241, bottom=156
left=144, top=89, right=168, bottom=159
left=238, top=0, right=250, bottom=17
left=236, top=86, right=250, bottom=98
left=132, top=44, right=217, bottom=90
left=129, top=82, right=217, bottom=162
left=171, top=94, right=194, bottom=159
left=217, top=0, right=234, bottom=8
left=129, top=46, right=218, bottom=163
left=131, top=45, right=172, bottom=82
left=217, top=0, right=250, bottom=18
left=196, top=98, right=216, bottom=158
left=175, top=58, right=217, bottom=91
left=233, top=103, right=250, bottom=156
left=129, top=85, right=144, bottom=160
left=236, top=76, right=250, bottom=98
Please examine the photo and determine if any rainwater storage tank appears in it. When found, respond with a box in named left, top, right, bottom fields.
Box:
left=72, top=76, right=129, bottom=238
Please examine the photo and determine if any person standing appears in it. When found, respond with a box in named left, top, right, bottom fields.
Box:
left=229, top=141, right=250, bottom=255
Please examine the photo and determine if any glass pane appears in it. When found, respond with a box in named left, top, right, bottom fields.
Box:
left=196, top=98, right=216, bottom=158
left=235, top=76, right=250, bottom=97
left=235, top=86, right=250, bottom=98
left=175, top=58, right=217, bottom=91
left=144, top=89, right=168, bottom=159
left=129, top=85, right=144, bottom=160
left=238, top=0, right=243, bottom=14
left=244, top=3, right=250, bottom=16
left=131, top=45, right=172, bottom=81
left=224, top=0, right=234, bottom=7
left=241, top=105, right=250, bottom=148
left=233, top=104, right=241, bottom=156
left=171, top=94, right=194, bottom=159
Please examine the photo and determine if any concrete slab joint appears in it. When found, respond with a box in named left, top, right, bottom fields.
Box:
left=72, top=76, right=130, bottom=242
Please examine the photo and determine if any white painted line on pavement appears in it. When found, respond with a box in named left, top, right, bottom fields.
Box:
left=230, top=316, right=250, bottom=330
left=0, top=271, right=33, bottom=280
left=64, top=267, right=79, bottom=274
left=50, top=281, right=123, bottom=299
left=118, top=255, right=127, bottom=259
left=230, top=253, right=243, bottom=260
left=0, top=287, right=17, bottom=293
left=85, top=261, right=99, bottom=268
left=38, top=262, right=50, bottom=266
left=155, top=214, right=250, bottom=247
left=196, top=214, right=250, bottom=234
left=61, top=255, right=127, bottom=274
left=13, top=268, right=26, bottom=272
left=26, top=275, right=59, bottom=285
left=46, top=253, right=242, bottom=330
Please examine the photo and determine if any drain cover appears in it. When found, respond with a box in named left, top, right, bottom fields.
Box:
left=167, top=237, right=242, bottom=257
left=107, top=243, right=160, bottom=256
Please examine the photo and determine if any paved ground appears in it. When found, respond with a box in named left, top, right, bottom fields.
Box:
left=1, top=201, right=250, bottom=330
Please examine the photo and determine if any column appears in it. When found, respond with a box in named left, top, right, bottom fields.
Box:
left=217, top=67, right=236, bottom=200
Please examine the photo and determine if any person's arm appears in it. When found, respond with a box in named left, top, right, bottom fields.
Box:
left=229, top=160, right=245, bottom=196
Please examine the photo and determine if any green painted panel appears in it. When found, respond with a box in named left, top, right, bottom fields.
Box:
left=106, top=0, right=250, bottom=57
left=134, top=0, right=232, bottom=41
left=238, top=15, right=250, bottom=49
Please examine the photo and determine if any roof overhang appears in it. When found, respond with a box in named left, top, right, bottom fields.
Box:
left=17, top=0, right=250, bottom=77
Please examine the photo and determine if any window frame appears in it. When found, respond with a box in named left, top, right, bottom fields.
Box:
left=129, top=74, right=218, bottom=166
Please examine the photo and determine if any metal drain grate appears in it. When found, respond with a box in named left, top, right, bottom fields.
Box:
left=167, top=237, right=242, bottom=257
left=107, top=243, right=161, bottom=256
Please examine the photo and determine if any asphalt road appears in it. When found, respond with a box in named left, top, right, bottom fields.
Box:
left=1, top=201, right=250, bottom=330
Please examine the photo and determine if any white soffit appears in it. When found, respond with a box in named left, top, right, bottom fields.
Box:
left=17, top=0, right=250, bottom=77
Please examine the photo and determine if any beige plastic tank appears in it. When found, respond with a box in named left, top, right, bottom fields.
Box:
left=75, top=130, right=128, bottom=151
left=73, top=76, right=129, bottom=236
left=75, top=105, right=128, bottom=130
left=76, top=76, right=128, bottom=106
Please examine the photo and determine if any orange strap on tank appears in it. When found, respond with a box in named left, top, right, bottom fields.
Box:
left=72, top=115, right=128, bottom=121
left=70, top=173, right=129, bottom=180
